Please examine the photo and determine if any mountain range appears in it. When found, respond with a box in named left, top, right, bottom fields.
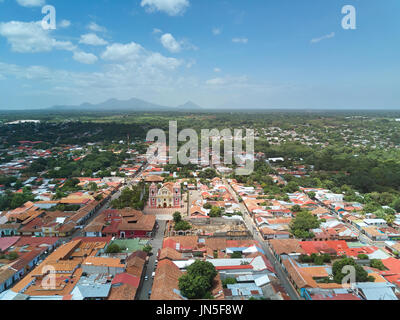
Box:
left=49, top=98, right=202, bottom=112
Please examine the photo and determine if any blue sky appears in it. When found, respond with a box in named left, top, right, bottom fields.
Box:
left=0, top=0, right=399, bottom=109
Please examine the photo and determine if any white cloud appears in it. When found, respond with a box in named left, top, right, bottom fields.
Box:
left=87, top=22, right=107, bottom=33
left=153, top=28, right=162, bottom=34
left=311, top=32, right=335, bottom=44
left=59, top=20, right=71, bottom=28
left=214, top=68, right=221, bottom=73
left=101, top=42, right=145, bottom=62
left=206, top=77, right=226, bottom=85
left=232, top=37, right=248, bottom=44
left=101, top=41, right=181, bottom=70
left=159, top=33, right=197, bottom=53
left=79, top=33, right=108, bottom=46
left=16, top=0, right=44, bottom=7
left=0, top=21, right=75, bottom=53
left=212, top=27, right=221, bottom=35
left=160, top=33, right=181, bottom=53
left=141, top=0, right=189, bottom=16
left=186, top=58, right=196, bottom=68
left=73, top=51, right=98, bottom=64
left=206, top=75, right=248, bottom=86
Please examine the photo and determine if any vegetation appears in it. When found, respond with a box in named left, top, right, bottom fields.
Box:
left=209, top=206, right=223, bottom=218
left=332, top=257, right=375, bottom=284
left=222, top=278, right=237, bottom=288
left=0, top=187, right=35, bottom=211
left=290, top=211, right=320, bottom=239
left=370, top=259, right=387, bottom=271
left=105, top=243, right=124, bottom=254
left=174, top=220, right=192, bottom=231
left=231, top=251, right=243, bottom=259
left=299, top=253, right=331, bottom=265
left=178, top=260, right=218, bottom=299
left=143, top=245, right=152, bottom=254
left=0, top=251, right=19, bottom=261
left=111, top=184, right=147, bottom=210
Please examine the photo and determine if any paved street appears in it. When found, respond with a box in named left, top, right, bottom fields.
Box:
left=223, top=178, right=301, bottom=300
left=137, top=220, right=167, bottom=300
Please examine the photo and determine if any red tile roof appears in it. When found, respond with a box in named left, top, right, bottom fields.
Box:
left=112, top=273, right=140, bottom=288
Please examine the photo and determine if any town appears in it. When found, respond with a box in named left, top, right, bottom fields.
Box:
left=1, top=112, right=400, bottom=301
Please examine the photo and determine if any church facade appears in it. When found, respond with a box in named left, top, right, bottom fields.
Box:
left=148, top=182, right=182, bottom=209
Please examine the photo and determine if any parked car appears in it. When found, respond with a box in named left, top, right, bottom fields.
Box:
left=144, top=275, right=149, bottom=281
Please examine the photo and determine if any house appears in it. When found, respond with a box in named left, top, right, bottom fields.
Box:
left=260, top=227, right=290, bottom=240
left=363, top=227, right=388, bottom=241
left=269, top=239, right=306, bottom=262
left=150, top=259, right=185, bottom=300
left=71, top=274, right=112, bottom=300
left=364, top=219, right=387, bottom=228
left=81, top=257, right=125, bottom=276
left=0, top=267, right=16, bottom=293
left=100, top=209, right=156, bottom=239
left=108, top=273, right=140, bottom=300
left=0, top=224, right=21, bottom=237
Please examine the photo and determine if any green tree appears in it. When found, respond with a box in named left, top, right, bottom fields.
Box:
left=203, top=203, right=212, bottom=210
left=308, top=192, right=316, bottom=199
left=174, top=220, right=192, bottom=231
left=231, top=251, right=243, bottom=259
left=105, top=243, right=121, bottom=254
left=179, top=260, right=217, bottom=299
left=222, top=278, right=237, bottom=288
left=178, top=274, right=210, bottom=299
left=370, top=259, right=387, bottom=271
left=209, top=206, right=222, bottom=218
left=332, top=258, right=373, bottom=284
left=173, top=212, right=182, bottom=224
left=291, top=205, right=302, bottom=212
left=143, top=245, right=152, bottom=254
left=186, top=260, right=217, bottom=283
left=290, top=211, right=320, bottom=239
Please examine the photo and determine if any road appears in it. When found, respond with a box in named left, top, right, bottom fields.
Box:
left=223, top=178, right=301, bottom=300
left=137, top=220, right=167, bottom=300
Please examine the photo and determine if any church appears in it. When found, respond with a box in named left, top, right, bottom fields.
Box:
left=148, top=182, right=182, bottom=209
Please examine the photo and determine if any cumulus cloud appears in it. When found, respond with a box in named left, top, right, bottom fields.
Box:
left=0, top=21, right=75, bottom=53
left=73, top=51, right=98, bottom=64
left=141, top=0, right=189, bottom=16
left=212, top=27, right=221, bottom=35
left=160, top=33, right=181, bottom=53
left=311, top=32, right=335, bottom=44
left=79, top=33, right=108, bottom=46
left=87, top=22, right=107, bottom=33
left=159, top=32, right=197, bottom=53
left=101, top=42, right=145, bottom=61
left=206, top=75, right=248, bottom=86
left=232, top=37, right=248, bottom=44
left=101, top=41, right=182, bottom=70
left=59, top=20, right=71, bottom=28
left=16, top=0, right=44, bottom=7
